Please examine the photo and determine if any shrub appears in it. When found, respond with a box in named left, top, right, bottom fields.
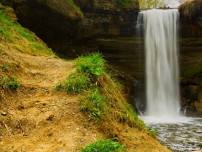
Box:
left=81, top=139, right=126, bottom=152
left=80, top=88, right=106, bottom=119
left=75, top=53, right=106, bottom=77
left=57, top=72, right=90, bottom=94
left=0, top=75, right=20, bottom=90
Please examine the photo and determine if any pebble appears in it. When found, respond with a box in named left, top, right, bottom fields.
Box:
left=1, top=111, right=7, bottom=116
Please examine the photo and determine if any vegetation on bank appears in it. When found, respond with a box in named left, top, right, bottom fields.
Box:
left=0, top=6, right=54, bottom=56
left=57, top=53, right=145, bottom=128
left=0, top=63, right=20, bottom=90
left=81, top=139, right=125, bottom=152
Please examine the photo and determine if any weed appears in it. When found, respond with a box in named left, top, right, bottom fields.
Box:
left=81, top=139, right=126, bottom=152
left=80, top=88, right=106, bottom=119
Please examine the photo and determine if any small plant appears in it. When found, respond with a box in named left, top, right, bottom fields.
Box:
left=147, top=127, right=158, bottom=138
left=57, top=72, right=90, bottom=94
left=75, top=53, right=106, bottom=77
left=1, top=63, right=10, bottom=72
left=81, top=139, right=126, bottom=152
left=80, top=88, right=106, bottom=119
left=0, top=75, right=20, bottom=90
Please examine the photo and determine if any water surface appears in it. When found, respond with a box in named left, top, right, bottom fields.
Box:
left=142, top=116, right=202, bottom=152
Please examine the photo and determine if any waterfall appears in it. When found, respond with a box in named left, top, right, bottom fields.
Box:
left=138, top=9, right=180, bottom=118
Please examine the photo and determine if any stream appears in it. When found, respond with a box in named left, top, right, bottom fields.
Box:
left=142, top=116, right=202, bottom=152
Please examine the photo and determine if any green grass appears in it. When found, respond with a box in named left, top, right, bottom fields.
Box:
left=75, top=53, right=106, bottom=77
left=0, top=75, right=20, bottom=90
left=0, top=9, right=54, bottom=56
left=81, top=139, right=126, bottom=152
left=57, top=53, right=145, bottom=130
left=80, top=88, right=106, bottom=119
left=56, top=72, right=90, bottom=94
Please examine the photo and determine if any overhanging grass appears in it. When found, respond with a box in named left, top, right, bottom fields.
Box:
left=0, top=9, right=54, bottom=56
left=80, top=88, right=106, bottom=119
left=75, top=53, right=106, bottom=77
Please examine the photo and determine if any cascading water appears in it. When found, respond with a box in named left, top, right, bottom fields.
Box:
left=141, top=9, right=181, bottom=118
left=136, top=4, right=202, bottom=151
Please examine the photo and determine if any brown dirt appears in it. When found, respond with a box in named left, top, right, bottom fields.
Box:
left=0, top=45, right=170, bottom=152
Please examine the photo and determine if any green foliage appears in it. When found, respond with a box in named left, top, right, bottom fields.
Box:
left=147, top=127, right=157, bottom=138
left=80, top=88, right=106, bottom=119
left=81, top=139, right=126, bottom=152
left=0, top=75, right=20, bottom=90
left=75, top=53, right=106, bottom=77
left=57, top=72, right=90, bottom=94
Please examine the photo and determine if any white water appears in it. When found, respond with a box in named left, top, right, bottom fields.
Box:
left=138, top=9, right=181, bottom=119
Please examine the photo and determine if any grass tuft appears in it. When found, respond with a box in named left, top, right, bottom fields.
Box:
left=56, top=72, right=90, bottom=94
left=80, top=88, right=106, bottom=119
left=75, top=53, right=106, bottom=77
left=0, top=75, right=20, bottom=90
left=81, top=139, right=126, bottom=152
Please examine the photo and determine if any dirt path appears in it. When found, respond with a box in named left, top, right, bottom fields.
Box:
left=0, top=48, right=170, bottom=152
left=0, top=49, right=104, bottom=152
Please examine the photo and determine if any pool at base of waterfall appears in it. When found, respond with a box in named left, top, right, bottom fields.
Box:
left=142, top=116, right=202, bottom=152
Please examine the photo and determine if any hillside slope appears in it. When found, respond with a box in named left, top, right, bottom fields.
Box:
left=0, top=5, right=170, bottom=152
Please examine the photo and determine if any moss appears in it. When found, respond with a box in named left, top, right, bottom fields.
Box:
left=182, top=64, right=202, bottom=78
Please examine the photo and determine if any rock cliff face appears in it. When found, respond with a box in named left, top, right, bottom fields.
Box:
left=179, top=0, right=202, bottom=115
left=179, top=0, right=202, bottom=37
left=0, top=0, right=139, bottom=56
